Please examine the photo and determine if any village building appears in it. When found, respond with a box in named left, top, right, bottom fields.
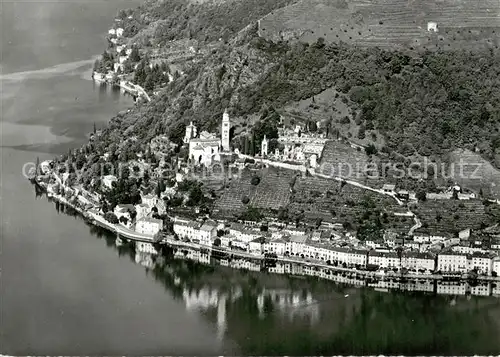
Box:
left=184, top=122, right=198, bottom=143
left=401, top=252, right=435, bottom=272
left=141, top=193, right=159, bottom=208
left=368, top=251, right=400, bottom=269
left=261, top=135, right=268, bottom=156
left=249, top=238, right=265, bottom=255
left=135, top=217, right=163, bottom=236
left=287, top=235, right=308, bottom=256
left=382, top=184, right=396, bottom=194
left=173, top=219, right=201, bottom=241
left=102, top=175, right=117, bottom=190
left=199, top=221, right=217, bottom=246
left=427, top=21, right=438, bottom=32
left=437, top=252, right=468, bottom=273
left=263, top=237, right=288, bottom=256
left=493, top=257, right=500, bottom=276
left=221, top=108, right=231, bottom=152
left=468, top=252, right=494, bottom=275
left=229, top=224, right=261, bottom=243
left=114, top=204, right=134, bottom=225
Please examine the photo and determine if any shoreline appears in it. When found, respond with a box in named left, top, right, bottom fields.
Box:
left=30, top=178, right=500, bottom=290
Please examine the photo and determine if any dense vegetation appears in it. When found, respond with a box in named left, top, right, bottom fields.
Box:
left=90, top=34, right=500, bottom=171
left=118, top=0, right=298, bottom=45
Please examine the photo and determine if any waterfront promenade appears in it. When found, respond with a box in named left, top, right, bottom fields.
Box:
left=36, top=179, right=500, bottom=285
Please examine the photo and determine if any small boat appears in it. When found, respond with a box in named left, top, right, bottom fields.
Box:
left=116, top=237, right=124, bottom=247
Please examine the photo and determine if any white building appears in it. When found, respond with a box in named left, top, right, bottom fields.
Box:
left=116, top=28, right=124, bottom=37
left=427, top=21, right=438, bottom=32
left=493, top=257, right=500, bottom=276
left=173, top=218, right=201, bottom=241
left=141, top=194, right=159, bottom=208
left=368, top=251, right=400, bottom=269
left=136, top=217, right=163, bottom=236
left=102, top=175, right=117, bottom=189
left=401, top=252, right=435, bottom=271
left=135, top=203, right=150, bottom=220
left=261, top=135, right=268, bottom=156
left=229, top=224, right=261, bottom=243
left=108, top=28, right=116, bottom=35
left=221, top=108, right=230, bottom=151
left=288, top=235, right=308, bottom=256
left=263, top=238, right=287, bottom=256
left=184, top=122, right=198, bottom=144
left=114, top=204, right=134, bottom=226
left=437, top=252, right=468, bottom=273
left=249, top=238, right=264, bottom=255
left=199, top=221, right=217, bottom=246
left=189, top=139, right=221, bottom=166
left=468, top=252, right=493, bottom=275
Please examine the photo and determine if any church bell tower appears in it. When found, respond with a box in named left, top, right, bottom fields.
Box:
left=221, top=108, right=230, bottom=151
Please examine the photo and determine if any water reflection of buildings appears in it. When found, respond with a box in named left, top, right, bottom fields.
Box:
left=183, top=287, right=229, bottom=342
left=135, top=251, right=154, bottom=268
left=256, top=289, right=320, bottom=324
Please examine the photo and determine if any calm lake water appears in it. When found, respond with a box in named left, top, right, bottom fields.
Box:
left=1, top=0, right=500, bottom=355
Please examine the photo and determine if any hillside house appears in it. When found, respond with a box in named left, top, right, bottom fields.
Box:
left=382, top=184, right=396, bottom=194
left=427, top=22, right=438, bottom=32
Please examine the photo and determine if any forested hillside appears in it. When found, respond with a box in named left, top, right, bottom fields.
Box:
left=82, top=0, right=500, bottom=196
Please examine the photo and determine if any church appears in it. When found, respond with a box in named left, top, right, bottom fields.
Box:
left=184, top=109, right=231, bottom=166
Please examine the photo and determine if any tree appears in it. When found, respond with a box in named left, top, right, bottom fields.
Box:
left=104, top=212, right=119, bottom=224
left=416, top=189, right=427, bottom=201
left=365, top=144, right=378, bottom=156
left=129, top=47, right=141, bottom=62
left=241, top=196, right=250, bottom=204
left=358, top=125, right=366, bottom=140
left=144, top=74, right=155, bottom=93
left=251, top=176, right=261, bottom=185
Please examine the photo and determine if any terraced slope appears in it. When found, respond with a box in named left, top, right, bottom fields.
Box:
left=259, top=0, right=500, bottom=51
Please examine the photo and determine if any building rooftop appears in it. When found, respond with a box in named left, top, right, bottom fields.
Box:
left=138, top=217, right=163, bottom=224
left=290, top=235, right=308, bottom=243
left=200, top=222, right=217, bottom=232
left=382, top=184, right=396, bottom=190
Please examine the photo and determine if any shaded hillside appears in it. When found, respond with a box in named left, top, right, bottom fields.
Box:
left=259, top=0, right=500, bottom=51
left=117, top=0, right=298, bottom=45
